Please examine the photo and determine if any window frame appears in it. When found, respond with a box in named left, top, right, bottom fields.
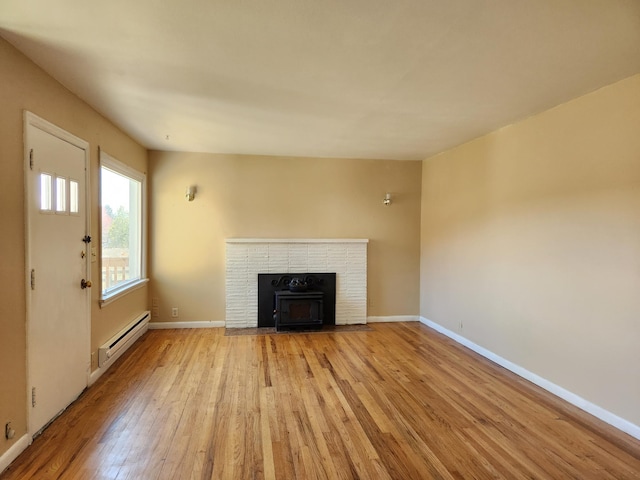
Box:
left=99, top=150, right=148, bottom=306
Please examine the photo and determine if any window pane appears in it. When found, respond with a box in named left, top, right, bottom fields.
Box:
left=101, top=165, right=142, bottom=294
left=69, top=180, right=79, bottom=214
left=56, top=177, right=67, bottom=212
left=40, top=173, right=52, bottom=211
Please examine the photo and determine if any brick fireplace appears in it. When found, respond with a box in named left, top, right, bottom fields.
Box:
left=225, top=239, right=368, bottom=328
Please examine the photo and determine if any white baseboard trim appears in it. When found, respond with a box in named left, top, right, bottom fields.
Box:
left=367, top=315, right=420, bottom=323
left=148, top=321, right=225, bottom=329
left=0, top=434, right=30, bottom=475
left=89, top=323, right=149, bottom=387
left=419, top=317, right=640, bottom=441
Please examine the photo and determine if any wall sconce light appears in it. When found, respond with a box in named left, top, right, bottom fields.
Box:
left=185, top=185, right=196, bottom=201
left=383, top=193, right=392, bottom=206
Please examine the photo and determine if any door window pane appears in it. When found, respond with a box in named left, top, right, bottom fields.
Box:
left=40, top=173, right=52, bottom=211
left=69, top=180, right=79, bottom=214
left=56, top=176, right=67, bottom=213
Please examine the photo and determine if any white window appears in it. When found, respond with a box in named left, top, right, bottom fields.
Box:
left=100, top=151, right=147, bottom=303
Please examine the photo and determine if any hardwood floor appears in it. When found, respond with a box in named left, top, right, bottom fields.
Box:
left=2, top=323, right=639, bottom=479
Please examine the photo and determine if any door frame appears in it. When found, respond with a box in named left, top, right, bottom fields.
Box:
left=23, top=111, right=92, bottom=438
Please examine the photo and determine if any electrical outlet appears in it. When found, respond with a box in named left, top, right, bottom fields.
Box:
left=152, top=307, right=160, bottom=317
left=171, top=307, right=178, bottom=318
left=152, top=297, right=159, bottom=307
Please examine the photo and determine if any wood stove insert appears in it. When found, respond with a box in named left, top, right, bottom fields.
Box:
left=257, top=273, right=336, bottom=329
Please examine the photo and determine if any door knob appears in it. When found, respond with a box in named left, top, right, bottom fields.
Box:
left=81, top=279, right=92, bottom=289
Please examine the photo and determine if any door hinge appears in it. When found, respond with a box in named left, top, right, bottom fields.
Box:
left=82, top=235, right=92, bottom=244
left=32, top=387, right=36, bottom=407
left=29, top=149, right=34, bottom=170
left=30, top=269, right=35, bottom=290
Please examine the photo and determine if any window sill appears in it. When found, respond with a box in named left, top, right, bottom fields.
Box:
left=100, top=278, right=149, bottom=308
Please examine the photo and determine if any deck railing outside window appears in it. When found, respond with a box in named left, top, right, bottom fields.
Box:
left=102, top=254, right=130, bottom=290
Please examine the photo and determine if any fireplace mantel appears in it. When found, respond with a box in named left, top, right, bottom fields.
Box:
left=225, top=239, right=368, bottom=328
left=226, top=238, right=369, bottom=244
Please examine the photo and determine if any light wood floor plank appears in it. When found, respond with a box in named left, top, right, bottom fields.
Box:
left=2, top=323, right=639, bottom=479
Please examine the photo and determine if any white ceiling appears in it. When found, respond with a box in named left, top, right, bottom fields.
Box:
left=1, top=0, right=639, bottom=160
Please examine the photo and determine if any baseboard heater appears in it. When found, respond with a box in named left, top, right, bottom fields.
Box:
left=98, top=311, right=150, bottom=368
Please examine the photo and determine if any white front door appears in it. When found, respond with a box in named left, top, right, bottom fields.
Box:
left=25, top=113, right=90, bottom=435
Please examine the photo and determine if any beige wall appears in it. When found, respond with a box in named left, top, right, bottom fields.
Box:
left=0, top=37, right=148, bottom=457
left=420, top=74, right=640, bottom=426
left=149, top=152, right=422, bottom=323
